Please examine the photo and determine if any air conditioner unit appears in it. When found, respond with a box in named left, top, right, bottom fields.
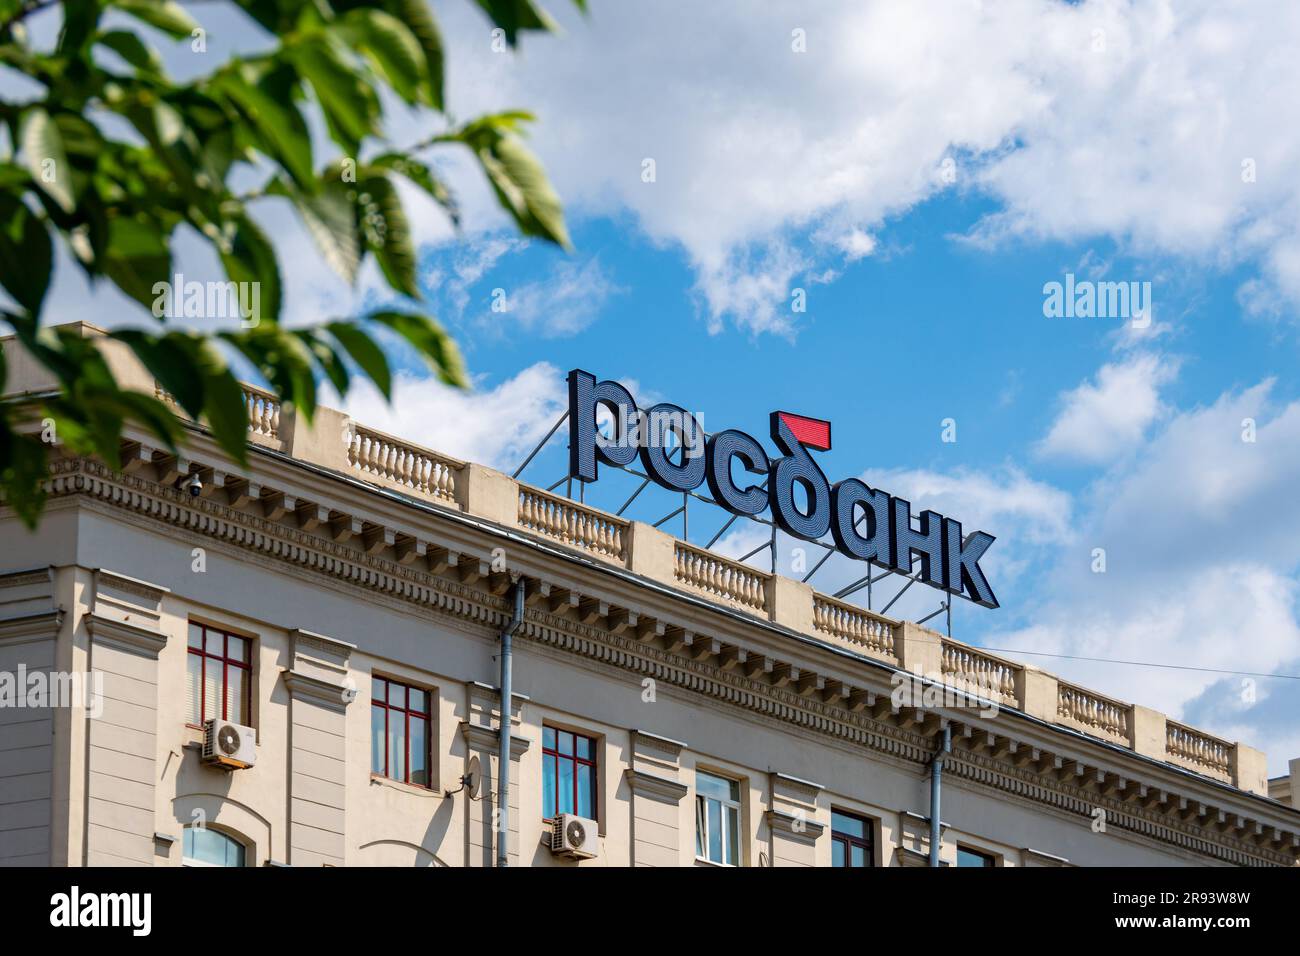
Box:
left=550, top=813, right=598, bottom=859
left=202, top=718, right=257, bottom=770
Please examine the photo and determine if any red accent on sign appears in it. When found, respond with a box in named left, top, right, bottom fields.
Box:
left=778, top=412, right=832, bottom=451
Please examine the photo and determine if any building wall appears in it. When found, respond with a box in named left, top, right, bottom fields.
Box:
left=2, top=501, right=1270, bottom=868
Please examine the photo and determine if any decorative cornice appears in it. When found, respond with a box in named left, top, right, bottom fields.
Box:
left=95, top=568, right=169, bottom=605
left=0, top=609, right=63, bottom=645
left=282, top=670, right=353, bottom=712
left=459, top=721, right=530, bottom=759
left=765, top=809, right=825, bottom=844
left=1023, top=847, right=1071, bottom=867
left=0, top=567, right=54, bottom=591
left=84, top=612, right=167, bottom=659
left=770, top=771, right=824, bottom=804
left=624, top=769, right=689, bottom=803
left=43, top=456, right=1300, bottom=867
left=632, top=729, right=687, bottom=762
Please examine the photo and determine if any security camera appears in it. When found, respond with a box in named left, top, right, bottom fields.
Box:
left=184, top=473, right=203, bottom=498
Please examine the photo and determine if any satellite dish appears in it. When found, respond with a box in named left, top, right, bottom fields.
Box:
left=464, top=755, right=482, bottom=799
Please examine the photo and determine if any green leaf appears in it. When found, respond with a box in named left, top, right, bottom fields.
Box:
left=452, top=116, right=570, bottom=248
left=110, top=390, right=187, bottom=450
left=294, top=328, right=351, bottom=396
left=201, top=364, right=251, bottom=466
left=220, top=324, right=319, bottom=423
left=219, top=214, right=281, bottom=325
left=339, top=9, right=428, bottom=106
left=280, top=175, right=360, bottom=286
left=370, top=152, right=458, bottom=226
left=358, top=174, right=418, bottom=298
left=96, top=29, right=165, bottom=74
left=211, top=70, right=315, bottom=189
left=100, top=213, right=171, bottom=310
left=0, top=417, right=50, bottom=529
left=112, top=0, right=200, bottom=40
left=111, top=329, right=206, bottom=418
left=326, top=321, right=392, bottom=400
left=369, top=310, right=467, bottom=388
left=383, top=0, right=445, bottom=110
left=475, top=0, right=557, bottom=46
left=19, top=108, right=75, bottom=214
left=289, top=37, right=381, bottom=155
left=0, top=193, right=53, bottom=316
left=58, top=1, right=102, bottom=54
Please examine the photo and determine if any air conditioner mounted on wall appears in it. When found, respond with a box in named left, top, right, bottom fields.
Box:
left=550, top=813, right=598, bottom=859
left=201, top=718, right=257, bottom=770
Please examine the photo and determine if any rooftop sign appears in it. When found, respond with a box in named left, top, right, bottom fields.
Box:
left=567, top=369, right=998, bottom=609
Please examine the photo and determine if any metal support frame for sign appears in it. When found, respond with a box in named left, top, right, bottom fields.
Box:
left=512, top=402, right=956, bottom=636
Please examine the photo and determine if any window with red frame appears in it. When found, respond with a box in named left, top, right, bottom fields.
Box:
left=371, top=677, right=431, bottom=788
left=186, top=623, right=251, bottom=726
left=542, top=727, right=596, bottom=820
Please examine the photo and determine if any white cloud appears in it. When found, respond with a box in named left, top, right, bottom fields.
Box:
left=481, top=256, right=624, bottom=337
left=37, top=1, right=1300, bottom=338
left=332, top=362, right=566, bottom=471
left=433, top=0, right=1300, bottom=334
left=994, top=378, right=1300, bottom=772
left=1036, top=353, right=1178, bottom=464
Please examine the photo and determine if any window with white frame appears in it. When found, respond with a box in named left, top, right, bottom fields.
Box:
left=695, top=771, right=741, bottom=865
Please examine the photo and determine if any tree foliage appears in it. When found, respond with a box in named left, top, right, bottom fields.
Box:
left=0, top=0, right=577, bottom=525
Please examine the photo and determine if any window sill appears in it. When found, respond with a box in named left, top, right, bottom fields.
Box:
left=369, top=774, right=439, bottom=798
left=694, top=855, right=737, bottom=868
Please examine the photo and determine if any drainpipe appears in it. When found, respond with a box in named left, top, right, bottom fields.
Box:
left=929, top=723, right=950, bottom=868
left=496, top=579, right=525, bottom=868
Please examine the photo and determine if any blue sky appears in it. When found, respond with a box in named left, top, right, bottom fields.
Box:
left=31, top=1, right=1300, bottom=772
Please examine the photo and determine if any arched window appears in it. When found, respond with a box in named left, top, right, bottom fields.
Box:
left=182, top=826, right=247, bottom=867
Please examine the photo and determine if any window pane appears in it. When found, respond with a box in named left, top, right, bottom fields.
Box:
left=576, top=764, right=594, bottom=818
left=188, top=624, right=203, bottom=649
left=388, top=682, right=406, bottom=708
left=707, top=799, right=722, bottom=862
left=833, top=810, right=865, bottom=839
left=227, top=636, right=249, bottom=663
left=225, top=666, right=246, bottom=725
left=727, top=778, right=740, bottom=802
left=957, top=847, right=994, bottom=868
left=576, top=735, right=593, bottom=760
left=724, top=804, right=739, bottom=865
left=543, top=754, right=557, bottom=818
left=696, top=771, right=732, bottom=803
left=202, top=657, right=219, bottom=723
left=410, top=715, right=428, bottom=787
left=409, top=689, right=428, bottom=715
left=389, top=712, right=406, bottom=782
left=187, top=828, right=225, bottom=865
left=371, top=705, right=385, bottom=775
left=558, top=731, right=573, bottom=756
left=183, top=828, right=244, bottom=867
left=372, top=677, right=386, bottom=702
left=558, top=756, right=574, bottom=815
left=186, top=653, right=202, bottom=724
left=695, top=797, right=706, bottom=857
left=832, top=840, right=846, bottom=867
left=205, top=629, right=223, bottom=655
left=543, top=726, right=556, bottom=751
left=851, top=845, right=867, bottom=867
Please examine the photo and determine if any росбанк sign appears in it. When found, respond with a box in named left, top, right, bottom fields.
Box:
left=567, top=369, right=998, bottom=609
